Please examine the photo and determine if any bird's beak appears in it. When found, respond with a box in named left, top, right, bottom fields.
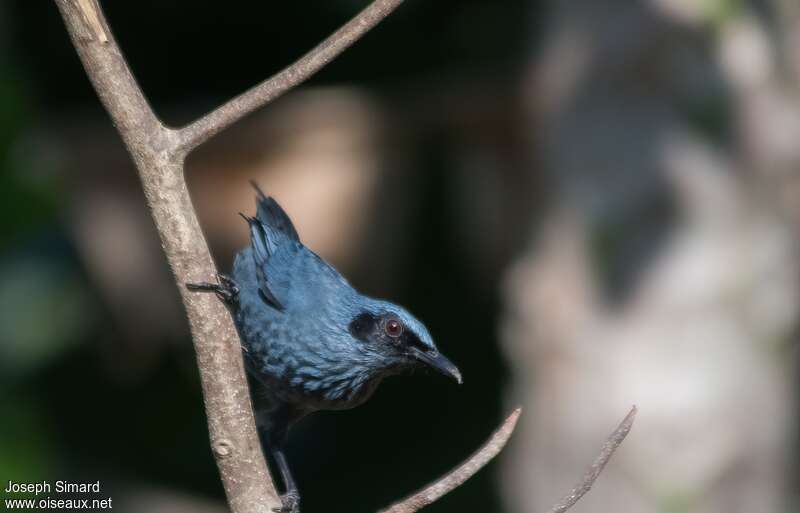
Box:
left=411, top=348, right=462, bottom=384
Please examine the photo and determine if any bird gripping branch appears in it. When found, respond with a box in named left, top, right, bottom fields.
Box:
left=188, top=184, right=461, bottom=513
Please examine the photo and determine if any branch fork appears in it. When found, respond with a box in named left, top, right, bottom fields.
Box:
left=54, top=1, right=637, bottom=512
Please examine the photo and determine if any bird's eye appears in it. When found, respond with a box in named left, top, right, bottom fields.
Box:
left=384, top=318, right=403, bottom=338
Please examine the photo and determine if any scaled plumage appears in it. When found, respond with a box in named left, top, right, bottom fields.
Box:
left=188, top=185, right=461, bottom=513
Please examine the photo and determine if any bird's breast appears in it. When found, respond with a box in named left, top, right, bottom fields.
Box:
left=249, top=360, right=384, bottom=411
left=232, top=269, right=389, bottom=411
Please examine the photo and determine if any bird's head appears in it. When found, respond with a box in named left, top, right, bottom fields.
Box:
left=345, top=301, right=462, bottom=384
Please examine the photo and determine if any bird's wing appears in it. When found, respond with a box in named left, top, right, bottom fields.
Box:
left=242, top=214, right=287, bottom=310
left=241, top=188, right=300, bottom=311
left=240, top=186, right=353, bottom=313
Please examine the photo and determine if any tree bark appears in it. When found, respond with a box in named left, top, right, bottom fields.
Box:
left=54, top=2, right=280, bottom=511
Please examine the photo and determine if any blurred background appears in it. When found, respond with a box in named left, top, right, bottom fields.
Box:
left=1, top=0, right=799, bottom=512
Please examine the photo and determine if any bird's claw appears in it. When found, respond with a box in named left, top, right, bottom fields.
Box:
left=186, top=273, right=239, bottom=304
left=272, top=491, right=300, bottom=513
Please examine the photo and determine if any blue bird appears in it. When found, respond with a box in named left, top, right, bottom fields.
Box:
left=188, top=184, right=461, bottom=513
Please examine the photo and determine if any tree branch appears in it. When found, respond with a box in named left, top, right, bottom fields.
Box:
left=177, top=0, right=405, bottom=152
left=54, top=1, right=279, bottom=512
left=380, top=406, right=636, bottom=513
left=547, top=405, right=637, bottom=513
left=379, top=408, right=521, bottom=513
left=54, top=0, right=406, bottom=512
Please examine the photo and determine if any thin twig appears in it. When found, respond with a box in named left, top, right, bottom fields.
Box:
left=177, top=0, right=405, bottom=153
left=378, top=408, right=522, bottom=513
left=380, top=406, right=636, bottom=513
left=547, top=406, right=638, bottom=513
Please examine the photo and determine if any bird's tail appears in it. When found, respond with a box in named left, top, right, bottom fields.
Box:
left=249, top=181, right=300, bottom=242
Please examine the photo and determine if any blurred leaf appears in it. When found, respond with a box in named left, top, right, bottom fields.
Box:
left=708, top=0, right=744, bottom=27
left=0, top=394, right=54, bottom=483
left=0, top=61, right=60, bottom=248
left=658, top=490, right=697, bottom=513
left=0, top=255, right=93, bottom=380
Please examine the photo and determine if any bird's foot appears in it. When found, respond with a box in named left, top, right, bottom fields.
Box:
left=272, top=491, right=300, bottom=513
left=186, top=273, right=239, bottom=304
